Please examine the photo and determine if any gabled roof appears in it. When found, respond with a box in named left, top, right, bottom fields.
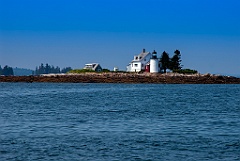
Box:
left=92, top=63, right=101, bottom=71
left=137, top=51, right=150, bottom=60
left=84, top=63, right=102, bottom=71
left=131, top=50, right=151, bottom=62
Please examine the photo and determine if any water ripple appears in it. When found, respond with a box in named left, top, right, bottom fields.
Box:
left=0, top=83, right=240, bottom=160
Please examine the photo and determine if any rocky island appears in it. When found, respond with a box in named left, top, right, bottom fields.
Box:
left=0, top=73, right=240, bottom=84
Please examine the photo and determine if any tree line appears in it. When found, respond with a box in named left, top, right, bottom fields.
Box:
left=159, top=50, right=197, bottom=74
left=35, top=63, right=72, bottom=75
left=160, top=49, right=182, bottom=73
left=0, top=64, right=73, bottom=76
left=0, top=65, right=14, bottom=76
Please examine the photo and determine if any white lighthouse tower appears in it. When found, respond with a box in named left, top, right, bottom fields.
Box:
left=150, top=50, right=159, bottom=73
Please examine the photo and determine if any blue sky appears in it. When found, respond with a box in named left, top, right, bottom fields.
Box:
left=0, top=0, right=240, bottom=75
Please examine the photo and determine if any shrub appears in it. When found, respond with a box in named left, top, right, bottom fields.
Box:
left=102, top=69, right=110, bottom=72
left=173, top=69, right=198, bottom=74
left=68, top=69, right=95, bottom=73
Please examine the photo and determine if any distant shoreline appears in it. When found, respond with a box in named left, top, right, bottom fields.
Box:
left=1, top=73, right=240, bottom=84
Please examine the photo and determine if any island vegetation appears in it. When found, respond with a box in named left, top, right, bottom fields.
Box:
left=1, top=50, right=238, bottom=84
left=0, top=65, right=14, bottom=76
left=160, top=50, right=197, bottom=74
left=68, top=68, right=111, bottom=74
left=0, top=45, right=239, bottom=85
left=68, top=69, right=95, bottom=73
left=13, top=68, right=34, bottom=76
left=35, top=63, right=72, bottom=75
left=0, top=64, right=73, bottom=76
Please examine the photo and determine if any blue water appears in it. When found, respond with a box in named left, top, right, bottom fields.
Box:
left=0, top=83, right=240, bottom=161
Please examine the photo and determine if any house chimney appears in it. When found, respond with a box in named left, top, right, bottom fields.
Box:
left=143, top=48, right=146, bottom=53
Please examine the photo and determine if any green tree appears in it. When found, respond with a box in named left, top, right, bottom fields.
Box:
left=61, top=67, right=72, bottom=73
left=9, top=66, right=14, bottom=75
left=39, top=63, right=45, bottom=74
left=170, top=49, right=182, bottom=71
left=102, top=69, right=110, bottom=72
left=55, top=66, right=60, bottom=73
left=35, top=67, right=38, bottom=75
left=45, top=63, right=50, bottom=74
left=35, top=63, right=67, bottom=75
left=160, top=51, right=170, bottom=73
left=0, top=65, right=2, bottom=75
left=2, top=65, right=14, bottom=76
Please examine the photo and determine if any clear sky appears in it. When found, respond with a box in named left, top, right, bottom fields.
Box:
left=0, top=0, right=240, bottom=75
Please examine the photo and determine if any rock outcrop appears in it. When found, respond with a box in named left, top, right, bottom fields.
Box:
left=0, top=73, right=240, bottom=84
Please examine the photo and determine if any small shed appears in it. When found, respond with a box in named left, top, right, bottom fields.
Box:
left=113, top=67, right=119, bottom=72
left=84, top=63, right=102, bottom=72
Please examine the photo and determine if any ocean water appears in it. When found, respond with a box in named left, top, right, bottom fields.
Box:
left=0, top=83, right=239, bottom=161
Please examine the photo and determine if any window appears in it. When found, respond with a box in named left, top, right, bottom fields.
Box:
left=134, top=64, right=138, bottom=67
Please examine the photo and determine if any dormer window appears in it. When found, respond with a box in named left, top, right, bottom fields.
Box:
left=135, top=56, right=138, bottom=60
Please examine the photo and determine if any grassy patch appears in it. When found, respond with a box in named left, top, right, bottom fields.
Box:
left=68, top=69, right=95, bottom=73
left=173, top=69, right=198, bottom=74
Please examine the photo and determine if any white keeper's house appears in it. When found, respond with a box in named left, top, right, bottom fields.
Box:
left=126, top=49, right=160, bottom=73
left=126, top=49, right=151, bottom=72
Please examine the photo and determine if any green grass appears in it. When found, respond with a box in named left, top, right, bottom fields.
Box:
left=173, top=69, right=198, bottom=74
left=68, top=69, right=95, bottom=73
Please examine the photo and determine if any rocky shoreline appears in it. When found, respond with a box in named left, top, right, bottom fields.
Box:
left=1, top=73, right=240, bottom=84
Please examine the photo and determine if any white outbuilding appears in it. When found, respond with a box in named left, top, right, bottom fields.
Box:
left=83, top=63, right=102, bottom=72
left=113, top=67, right=119, bottom=72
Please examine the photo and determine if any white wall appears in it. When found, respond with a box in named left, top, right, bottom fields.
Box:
left=130, top=62, right=142, bottom=72
left=150, top=59, right=159, bottom=73
left=126, top=52, right=151, bottom=72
